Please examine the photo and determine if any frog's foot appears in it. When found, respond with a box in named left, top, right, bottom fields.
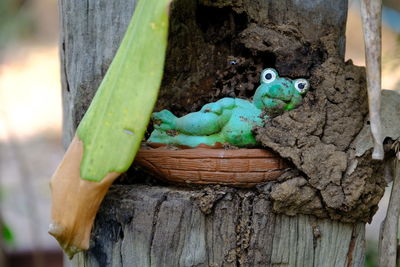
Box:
left=148, top=129, right=176, bottom=145
left=152, top=110, right=177, bottom=131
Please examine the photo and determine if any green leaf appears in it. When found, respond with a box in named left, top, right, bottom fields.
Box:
left=2, top=223, right=14, bottom=245
left=77, top=0, right=171, bottom=181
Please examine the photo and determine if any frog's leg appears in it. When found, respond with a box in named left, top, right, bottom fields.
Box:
left=153, top=110, right=232, bottom=136
left=175, top=111, right=229, bottom=135
left=149, top=109, right=227, bottom=146
left=152, top=109, right=225, bottom=135
left=175, top=133, right=224, bottom=147
left=152, top=98, right=235, bottom=134
left=200, top=98, right=235, bottom=114
left=174, top=98, right=235, bottom=135
left=150, top=99, right=234, bottom=147
left=148, top=129, right=224, bottom=147
left=149, top=111, right=228, bottom=146
left=152, top=110, right=177, bottom=131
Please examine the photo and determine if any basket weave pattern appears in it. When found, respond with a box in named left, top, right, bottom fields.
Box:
left=135, top=148, right=287, bottom=187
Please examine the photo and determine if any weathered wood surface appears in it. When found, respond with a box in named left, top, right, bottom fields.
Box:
left=379, top=158, right=400, bottom=267
left=361, top=0, right=383, bottom=159
left=59, top=0, right=368, bottom=266
left=69, top=185, right=365, bottom=267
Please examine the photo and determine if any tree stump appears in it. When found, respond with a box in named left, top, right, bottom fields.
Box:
left=59, top=0, right=383, bottom=266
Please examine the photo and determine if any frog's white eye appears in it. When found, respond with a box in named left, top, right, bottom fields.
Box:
left=261, top=68, right=277, bottom=84
left=294, top=79, right=309, bottom=94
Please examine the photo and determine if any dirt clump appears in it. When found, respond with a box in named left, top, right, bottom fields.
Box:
left=255, top=35, right=386, bottom=222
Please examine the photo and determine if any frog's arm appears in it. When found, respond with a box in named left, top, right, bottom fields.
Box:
left=200, top=98, right=236, bottom=115
left=175, top=99, right=234, bottom=135
left=284, top=94, right=303, bottom=111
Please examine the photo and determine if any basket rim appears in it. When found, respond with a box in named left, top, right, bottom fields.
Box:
left=136, top=146, right=281, bottom=159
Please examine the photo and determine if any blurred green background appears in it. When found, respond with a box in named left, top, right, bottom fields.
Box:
left=0, top=0, right=34, bottom=50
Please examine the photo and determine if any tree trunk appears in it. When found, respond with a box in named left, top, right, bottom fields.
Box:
left=70, top=185, right=365, bottom=266
left=59, top=0, right=368, bottom=266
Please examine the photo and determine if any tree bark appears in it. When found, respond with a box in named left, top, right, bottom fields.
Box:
left=70, top=185, right=365, bottom=267
left=59, top=0, right=368, bottom=266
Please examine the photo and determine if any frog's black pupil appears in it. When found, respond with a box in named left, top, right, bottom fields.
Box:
left=265, top=73, right=272, bottom=79
left=298, top=83, right=305, bottom=89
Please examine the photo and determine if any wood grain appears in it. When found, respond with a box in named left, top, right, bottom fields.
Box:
left=378, top=159, right=400, bottom=267
left=69, top=185, right=365, bottom=267
left=361, top=0, right=384, bottom=159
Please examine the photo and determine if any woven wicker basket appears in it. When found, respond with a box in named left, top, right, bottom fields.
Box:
left=135, top=146, right=287, bottom=188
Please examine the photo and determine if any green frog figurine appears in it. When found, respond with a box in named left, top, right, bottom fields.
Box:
left=148, top=68, right=309, bottom=147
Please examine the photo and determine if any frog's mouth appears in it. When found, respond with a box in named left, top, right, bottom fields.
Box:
left=262, top=96, right=292, bottom=107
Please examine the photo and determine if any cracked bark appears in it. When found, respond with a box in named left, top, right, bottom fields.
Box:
left=69, top=186, right=365, bottom=267
left=60, top=0, right=370, bottom=266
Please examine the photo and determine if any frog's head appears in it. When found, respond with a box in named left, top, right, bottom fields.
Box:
left=253, top=68, right=309, bottom=115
